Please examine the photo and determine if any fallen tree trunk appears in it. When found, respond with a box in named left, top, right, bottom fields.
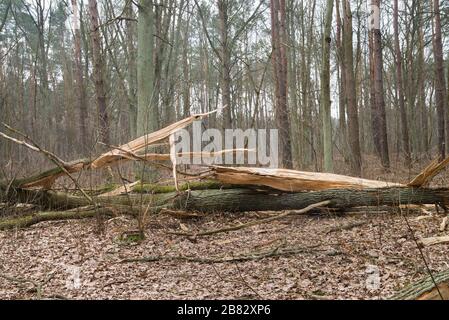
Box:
left=391, top=269, right=449, bottom=300
left=2, top=186, right=449, bottom=230
left=3, top=186, right=449, bottom=213
left=0, top=207, right=117, bottom=230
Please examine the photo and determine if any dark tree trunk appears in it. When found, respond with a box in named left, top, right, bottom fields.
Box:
left=270, top=0, right=293, bottom=168
left=88, top=0, right=110, bottom=145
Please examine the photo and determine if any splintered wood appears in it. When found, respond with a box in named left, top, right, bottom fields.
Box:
left=2, top=113, right=449, bottom=193
left=208, top=166, right=403, bottom=191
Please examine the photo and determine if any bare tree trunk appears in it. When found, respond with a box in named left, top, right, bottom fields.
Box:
left=270, top=0, right=293, bottom=168
left=432, top=0, right=447, bottom=160
left=393, top=0, right=410, bottom=167
left=335, top=0, right=347, bottom=158
left=125, top=0, right=137, bottom=137
left=88, top=0, right=110, bottom=144
left=342, top=0, right=361, bottom=176
left=217, top=0, right=232, bottom=129
left=136, top=0, right=157, bottom=137
left=71, top=0, right=88, bottom=150
left=320, top=0, right=334, bottom=172
left=371, top=0, right=389, bottom=169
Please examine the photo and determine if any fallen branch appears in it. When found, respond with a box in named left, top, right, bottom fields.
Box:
left=408, top=155, right=449, bottom=187
left=0, top=112, right=215, bottom=189
left=417, top=235, right=449, bottom=248
left=326, top=221, right=367, bottom=234
left=0, top=206, right=126, bottom=230
left=120, top=243, right=325, bottom=264
left=169, top=200, right=330, bottom=237
left=391, top=269, right=449, bottom=300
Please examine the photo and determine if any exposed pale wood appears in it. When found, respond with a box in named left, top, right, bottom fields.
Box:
left=417, top=235, right=449, bottom=247
left=440, top=216, right=448, bottom=232
left=210, top=166, right=403, bottom=192
left=408, top=155, right=449, bottom=187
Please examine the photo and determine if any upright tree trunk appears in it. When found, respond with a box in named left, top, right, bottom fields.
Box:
left=125, top=0, right=138, bottom=137
left=342, top=0, right=361, bottom=176
left=71, top=0, right=88, bottom=151
left=88, top=0, right=110, bottom=144
left=136, top=0, right=157, bottom=137
left=270, top=0, right=293, bottom=168
left=335, top=0, right=347, bottom=158
left=432, top=0, right=447, bottom=160
left=368, top=30, right=380, bottom=157
left=321, top=0, right=334, bottom=172
left=370, top=0, right=389, bottom=169
left=393, top=0, right=411, bottom=167
left=217, top=0, right=232, bottom=129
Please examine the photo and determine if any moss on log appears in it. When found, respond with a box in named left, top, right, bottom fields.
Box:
left=391, top=269, right=449, bottom=300
left=0, top=207, right=115, bottom=230
left=2, top=186, right=449, bottom=230
left=3, top=186, right=449, bottom=213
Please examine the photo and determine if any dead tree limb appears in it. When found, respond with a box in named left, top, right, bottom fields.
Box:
left=391, top=269, right=449, bottom=300
left=169, top=200, right=331, bottom=237
left=120, top=243, right=325, bottom=264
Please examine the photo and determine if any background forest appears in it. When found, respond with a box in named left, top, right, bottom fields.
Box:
left=0, top=0, right=449, bottom=176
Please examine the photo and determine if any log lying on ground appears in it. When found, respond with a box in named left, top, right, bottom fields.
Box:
left=391, top=269, right=449, bottom=300
left=2, top=186, right=449, bottom=230
left=3, top=185, right=449, bottom=213
left=0, top=207, right=118, bottom=230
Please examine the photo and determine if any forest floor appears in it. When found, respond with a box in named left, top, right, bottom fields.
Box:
left=1, top=202, right=448, bottom=299
left=1, top=156, right=449, bottom=299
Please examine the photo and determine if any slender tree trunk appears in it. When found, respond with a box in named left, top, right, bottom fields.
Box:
left=270, top=0, right=293, bottom=168
left=368, top=30, right=381, bottom=157
left=371, top=0, right=389, bottom=169
left=321, top=0, right=334, bottom=172
left=342, top=0, right=361, bottom=176
left=432, top=0, right=447, bottom=160
left=88, top=0, right=110, bottom=144
left=125, top=0, right=137, bottom=138
left=335, top=0, right=347, bottom=159
left=217, top=0, right=232, bottom=129
left=71, top=0, right=88, bottom=151
left=393, top=0, right=411, bottom=167
left=417, top=22, right=428, bottom=157
left=136, top=0, right=157, bottom=137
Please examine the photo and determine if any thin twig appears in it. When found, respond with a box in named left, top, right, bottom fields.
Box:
left=169, top=200, right=331, bottom=237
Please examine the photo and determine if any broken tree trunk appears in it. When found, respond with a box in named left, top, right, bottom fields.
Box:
left=3, top=185, right=449, bottom=213
left=391, top=269, right=449, bottom=300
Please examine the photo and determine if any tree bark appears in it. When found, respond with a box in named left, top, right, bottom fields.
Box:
left=88, top=0, right=110, bottom=145
left=393, top=0, right=411, bottom=167
left=371, top=0, right=389, bottom=169
left=137, top=0, right=157, bottom=137
left=391, top=269, right=449, bottom=300
left=71, top=0, right=88, bottom=150
left=321, top=0, right=334, bottom=172
left=270, top=0, right=293, bottom=168
left=4, top=185, right=449, bottom=214
left=432, top=0, right=447, bottom=160
left=342, top=0, right=361, bottom=176
left=217, top=0, right=232, bottom=129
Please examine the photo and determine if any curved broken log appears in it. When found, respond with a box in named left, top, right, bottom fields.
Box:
left=391, top=269, right=449, bottom=300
